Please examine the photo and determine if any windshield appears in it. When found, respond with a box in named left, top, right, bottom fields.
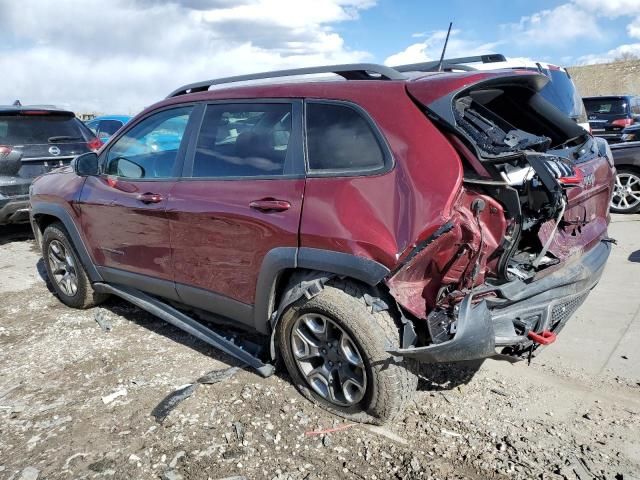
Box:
left=539, top=69, right=586, bottom=123
left=583, top=97, right=629, bottom=115
left=0, top=114, right=91, bottom=145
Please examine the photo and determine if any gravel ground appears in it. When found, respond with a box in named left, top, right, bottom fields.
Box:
left=0, top=224, right=639, bottom=480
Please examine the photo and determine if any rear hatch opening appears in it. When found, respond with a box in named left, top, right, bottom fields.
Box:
left=386, top=72, right=614, bottom=354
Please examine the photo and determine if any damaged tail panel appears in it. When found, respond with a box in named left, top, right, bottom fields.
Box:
left=386, top=71, right=614, bottom=361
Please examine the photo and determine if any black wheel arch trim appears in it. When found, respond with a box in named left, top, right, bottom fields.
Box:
left=254, top=246, right=390, bottom=334
left=30, top=202, right=103, bottom=283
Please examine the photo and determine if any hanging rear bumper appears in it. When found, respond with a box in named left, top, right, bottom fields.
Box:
left=387, top=240, right=611, bottom=363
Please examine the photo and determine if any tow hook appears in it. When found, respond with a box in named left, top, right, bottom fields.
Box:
left=527, top=330, right=557, bottom=345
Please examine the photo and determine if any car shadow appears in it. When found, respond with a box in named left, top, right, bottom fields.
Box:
left=97, top=296, right=259, bottom=371
left=93, top=295, right=484, bottom=394
left=628, top=250, right=640, bottom=263
left=0, top=224, right=34, bottom=246
left=415, top=360, right=483, bottom=392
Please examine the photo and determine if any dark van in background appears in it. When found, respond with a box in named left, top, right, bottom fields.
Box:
left=584, top=95, right=640, bottom=143
left=0, top=105, right=101, bottom=225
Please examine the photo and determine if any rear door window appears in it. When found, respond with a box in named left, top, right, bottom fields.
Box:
left=190, top=103, right=294, bottom=178
left=305, top=102, right=388, bottom=174
left=0, top=114, right=90, bottom=145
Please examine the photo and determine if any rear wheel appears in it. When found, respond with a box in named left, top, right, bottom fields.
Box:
left=611, top=168, right=640, bottom=214
left=277, top=280, right=417, bottom=424
left=42, top=222, right=108, bottom=309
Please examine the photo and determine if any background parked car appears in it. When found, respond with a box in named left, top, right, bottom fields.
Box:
left=610, top=141, right=640, bottom=213
left=0, top=105, right=101, bottom=225
left=584, top=95, right=640, bottom=143
left=620, top=122, right=640, bottom=143
left=86, top=115, right=131, bottom=143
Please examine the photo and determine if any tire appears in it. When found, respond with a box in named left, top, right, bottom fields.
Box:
left=42, top=222, right=108, bottom=309
left=277, top=279, right=417, bottom=424
left=611, top=167, right=640, bottom=214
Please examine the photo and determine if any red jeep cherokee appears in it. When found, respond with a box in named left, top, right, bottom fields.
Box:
left=30, top=63, right=614, bottom=423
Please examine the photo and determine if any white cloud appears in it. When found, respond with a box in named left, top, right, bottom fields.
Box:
left=503, top=3, right=601, bottom=46
left=573, top=0, right=640, bottom=17
left=576, top=42, right=640, bottom=64
left=0, top=0, right=374, bottom=114
left=628, top=15, right=640, bottom=39
left=384, top=30, right=502, bottom=66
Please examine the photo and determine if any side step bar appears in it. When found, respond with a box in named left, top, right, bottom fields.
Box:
left=93, top=283, right=275, bottom=378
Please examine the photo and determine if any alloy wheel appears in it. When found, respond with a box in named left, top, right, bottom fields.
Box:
left=612, top=172, right=640, bottom=212
left=291, top=313, right=367, bottom=407
left=47, top=239, right=78, bottom=297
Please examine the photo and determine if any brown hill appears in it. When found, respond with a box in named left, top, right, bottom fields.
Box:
left=567, top=60, right=640, bottom=97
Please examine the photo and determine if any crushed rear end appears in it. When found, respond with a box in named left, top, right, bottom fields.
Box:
left=386, top=71, right=614, bottom=362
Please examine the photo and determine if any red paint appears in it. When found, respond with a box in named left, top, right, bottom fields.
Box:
left=168, top=179, right=304, bottom=304
left=385, top=188, right=507, bottom=319
left=30, top=69, right=614, bottom=325
left=78, top=175, right=175, bottom=280
left=299, top=83, right=463, bottom=267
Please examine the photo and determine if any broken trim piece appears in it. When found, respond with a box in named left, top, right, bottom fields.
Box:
left=386, top=294, right=495, bottom=363
left=390, top=221, right=455, bottom=276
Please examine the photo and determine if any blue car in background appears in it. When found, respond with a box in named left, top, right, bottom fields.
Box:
left=85, top=115, right=131, bottom=143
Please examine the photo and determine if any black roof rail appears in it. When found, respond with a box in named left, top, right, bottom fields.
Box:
left=393, top=54, right=507, bottom=73
left=168, top=63, right=407, bottom=98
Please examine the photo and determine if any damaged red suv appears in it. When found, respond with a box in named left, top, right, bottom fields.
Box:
left=30, top=63, right=614, bottom=423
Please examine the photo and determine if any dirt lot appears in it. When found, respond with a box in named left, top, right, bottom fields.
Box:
left=1, top=218, right=639, bottom=480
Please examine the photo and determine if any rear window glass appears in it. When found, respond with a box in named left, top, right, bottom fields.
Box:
left=539, top=70, right=586, bottom=122
left=99, top=119, right=123, bottom=136
left=306, top=103, right=385, bottom=173
left=0, top=114, right=90, bottom=145
left=584, top=98, right=629, bottom=115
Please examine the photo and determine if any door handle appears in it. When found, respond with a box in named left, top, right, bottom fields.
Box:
left=136, top=192, right=163, bottom=204
left=249, top=199, right=291, bottom=212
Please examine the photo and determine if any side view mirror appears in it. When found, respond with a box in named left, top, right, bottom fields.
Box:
left=73, top=152, right=99, bottom=176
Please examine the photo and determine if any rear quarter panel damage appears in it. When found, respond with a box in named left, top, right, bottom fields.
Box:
left=386, top=189, right=507, bottom=319
left=299, top=82, right=465, bottom=268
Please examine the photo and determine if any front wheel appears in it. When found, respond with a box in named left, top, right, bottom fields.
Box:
left=611, top=168, right=640, bottom=214
left=42, top=222, right=109, bottom=309
left=277, top=280, right=417, bottom=424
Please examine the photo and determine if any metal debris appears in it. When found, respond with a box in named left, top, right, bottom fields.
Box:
left=490, top=387, right=509, bottom=397
left=101, top=388, right=127, bottom=405
left=196, top=366, right=240, bottom=385
left=151, top=384, right=196, bottom=423
left=94, top=309, right=112, bottom=332
left=18, top=467, right=39, bottom=480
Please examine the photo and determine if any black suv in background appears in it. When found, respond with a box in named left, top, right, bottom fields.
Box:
left=584, top=95, right=640, bottom=143
left=0, top=106, right=101, bottom=225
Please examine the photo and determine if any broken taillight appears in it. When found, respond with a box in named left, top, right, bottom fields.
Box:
left=557, top=167, right=584, bottom=187
left=87, top=137, right=103, bottom=152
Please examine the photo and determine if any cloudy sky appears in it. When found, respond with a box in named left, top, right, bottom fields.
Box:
left=2, top=0, right=640, bottom=114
